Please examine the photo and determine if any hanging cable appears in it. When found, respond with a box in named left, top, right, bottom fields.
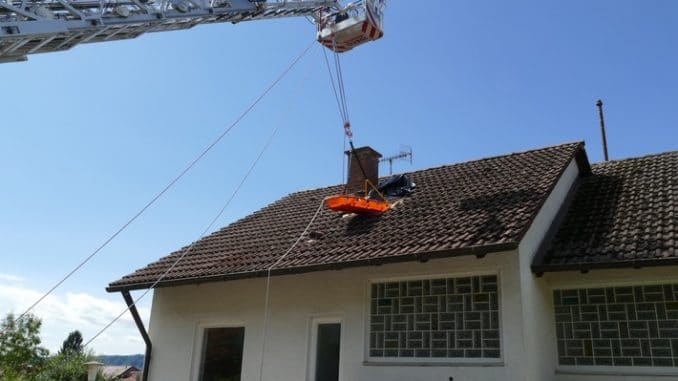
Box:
left=323, top=40, right=369, bottom=193
left=329, top=42, right=371, bottom=188
left=342, top=130, right=347, bottom=184
left=3, top=39, right=316, bottom=334
left=80, top=43, right=318, bottom=352
left=334, top=49, right=350, bottom=124
left=321, top=48, right=348, bottom=184
left=322, top=47, right=345, bottom=123
left=324, top=39, right=351, bottom=135
left=257, top=199, right=325, bottom=381
left=84, top=114, right=278, bottom=350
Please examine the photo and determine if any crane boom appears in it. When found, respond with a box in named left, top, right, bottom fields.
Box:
left=0, top=0, right=339, bottom=63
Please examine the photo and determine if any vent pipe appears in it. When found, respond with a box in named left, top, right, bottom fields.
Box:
left=596, top=99, right=609, bottom=161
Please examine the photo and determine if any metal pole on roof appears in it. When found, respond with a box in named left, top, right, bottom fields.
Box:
left=596, top=99, right=609, bottom=161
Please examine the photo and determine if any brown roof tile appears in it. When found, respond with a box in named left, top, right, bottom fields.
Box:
left=533, top=150, right=678, bottom=273
left=108, top=142, right=584, bottom=291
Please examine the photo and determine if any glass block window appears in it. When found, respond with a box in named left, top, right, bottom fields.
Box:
left=369, top=275, right=500, bottom=360
left=554, top=285, right=678, bottom=367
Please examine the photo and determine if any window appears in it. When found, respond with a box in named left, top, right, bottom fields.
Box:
left=199, top=327, right=245, bottom=381
left=554, top=284, right=678, bottom=367
left=369, top=275, right=500, bottom=360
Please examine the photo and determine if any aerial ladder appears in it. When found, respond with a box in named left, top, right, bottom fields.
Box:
left=0, top=0, right=385, bottom=63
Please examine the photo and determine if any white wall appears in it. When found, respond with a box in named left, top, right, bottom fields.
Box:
left=147, top=250, right=528, bottom=381
left=516, top=159, right=580, bottom=381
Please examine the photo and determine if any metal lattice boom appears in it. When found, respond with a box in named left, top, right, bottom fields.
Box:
left=0, top=0, right=338, bottom=63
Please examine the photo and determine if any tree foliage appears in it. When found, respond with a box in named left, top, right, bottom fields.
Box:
left=59, top=331, right=83, bottom=357
left=0, top=314, right=99, bottom=381
left=34, top=351, right=94, bottom=381
left=0, top=313, right=48, bottom=379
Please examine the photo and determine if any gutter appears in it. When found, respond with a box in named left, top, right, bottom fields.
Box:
left=120, top=290, right=152, bottom=381
left=532, top=257, right=678, bottom=276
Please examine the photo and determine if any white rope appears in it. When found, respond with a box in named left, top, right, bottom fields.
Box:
left=2, top=39, right=316, bottom=335
left=84, top=120, right=277, bottom=349
left=257, top=199, right=325, bottom=381
left=3, top=41, right=315, bottom=332
left=81, top=40, right=318, bottom=351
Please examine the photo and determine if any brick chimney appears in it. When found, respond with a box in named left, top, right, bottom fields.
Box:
left=345, top=146, right=382, bottom=194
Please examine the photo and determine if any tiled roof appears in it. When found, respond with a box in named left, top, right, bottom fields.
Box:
left=533, top=150, right=678, bottom=273
left=108, top=142, right=585, bottom=291
left=101, top=366, right=139, bottom=379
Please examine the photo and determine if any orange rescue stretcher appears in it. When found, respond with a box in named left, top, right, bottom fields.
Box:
left=325, top=179, right=390, bottom=214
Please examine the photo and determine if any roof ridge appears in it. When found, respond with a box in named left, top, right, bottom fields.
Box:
left=129, top=141, right=586, bottom=268
left=292, top=141, right=584, bottom=195
left=591, top=149, right=678, bottom=167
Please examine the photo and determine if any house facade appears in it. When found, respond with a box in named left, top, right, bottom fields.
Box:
left=108, top=143, right=678, bottom=381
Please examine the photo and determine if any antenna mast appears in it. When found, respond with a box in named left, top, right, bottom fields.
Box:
left=380, top=146, right=413, bottom=175
left=596, top=99, right=609, bottom=161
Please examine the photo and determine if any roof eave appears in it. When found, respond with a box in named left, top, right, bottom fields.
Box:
left=533, top=257, right=678, bottom=276
left=106, top=242, right=518, bottom=293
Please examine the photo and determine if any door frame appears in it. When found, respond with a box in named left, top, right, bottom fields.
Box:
left=307, top=316, right=343, bottom=381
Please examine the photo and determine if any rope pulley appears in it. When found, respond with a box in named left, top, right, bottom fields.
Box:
left=343, top=121, right=353, bottom=139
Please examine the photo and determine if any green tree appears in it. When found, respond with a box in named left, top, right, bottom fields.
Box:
left=34, top=351, right=96, bottom=381
left=34, top=331, right=96, bottom=381
left=59, top=331, right=83, bottom=357
left=0, top=313, right=48, bottom=379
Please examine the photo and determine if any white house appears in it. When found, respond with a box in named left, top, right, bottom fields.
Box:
left=107, top=142, right=678, bottom=381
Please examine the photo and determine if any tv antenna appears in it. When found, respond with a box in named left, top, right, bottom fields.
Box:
left=380, top=145, right=413, bottom=175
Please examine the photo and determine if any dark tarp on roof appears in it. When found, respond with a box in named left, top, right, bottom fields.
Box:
left=369, top=174, right=416, bottom=199
left=533, top=150, right=677, bottom=274
left=108, top=142, right=585, bottom=291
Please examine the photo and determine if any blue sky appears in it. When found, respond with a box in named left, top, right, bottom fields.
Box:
left=0, top=0, right=676, bottom=354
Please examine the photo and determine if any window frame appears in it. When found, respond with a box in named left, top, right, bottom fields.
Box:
left=363, top=270, right=504, bottom=365
left=551, top=280, right=678, bottom=377
left=191, top=320, right=248, bottom=381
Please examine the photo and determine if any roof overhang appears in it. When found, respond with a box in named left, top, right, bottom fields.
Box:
left=106, top=242, right=518, bottom=292
left=533, top=257, right=678, bottom=277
